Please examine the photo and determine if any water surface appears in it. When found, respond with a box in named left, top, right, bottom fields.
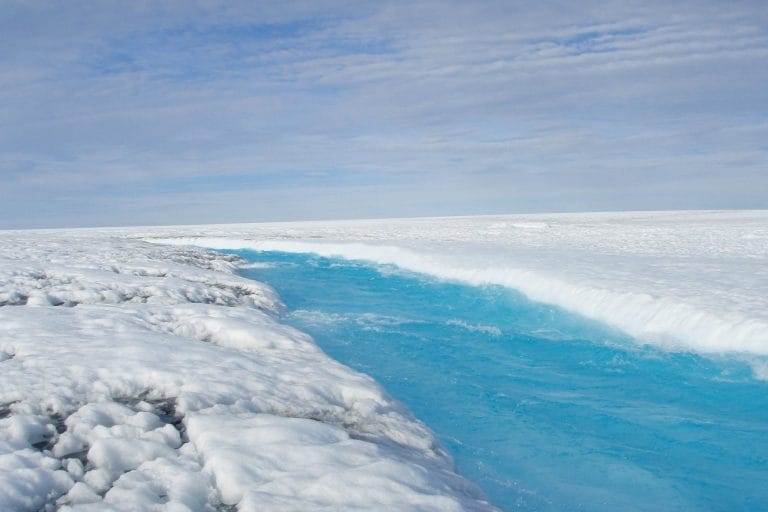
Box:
left=232, top=249, right=768, bottom=511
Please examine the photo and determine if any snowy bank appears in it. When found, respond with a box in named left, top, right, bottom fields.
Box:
left=0, top=232, right=496, bottom=511
left=146, top=210, right=768, bottom=360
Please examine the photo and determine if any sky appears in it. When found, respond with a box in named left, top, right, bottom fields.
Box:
left=1, top=1, right=767, bottom=228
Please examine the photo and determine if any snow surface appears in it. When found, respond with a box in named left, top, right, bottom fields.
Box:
left=147, top=210, right=768, bottom=362
left=0, top=232, right=495, bottom=511
left=2, top=210, right=766, bottom=510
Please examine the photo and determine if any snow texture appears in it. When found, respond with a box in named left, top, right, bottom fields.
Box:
left=0, top=232, right=495, bottom=511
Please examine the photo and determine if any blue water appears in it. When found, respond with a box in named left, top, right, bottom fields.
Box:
left=231, top=250, right=768, bottom=512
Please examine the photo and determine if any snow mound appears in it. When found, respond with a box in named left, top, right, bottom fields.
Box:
left=0, top=232, right=495, bottom=512
left=0, top=239, right=278, bottom=311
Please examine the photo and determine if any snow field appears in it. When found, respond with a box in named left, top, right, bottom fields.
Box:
left=148, top=210, right=768, bottom=363
left=0, top=233, right=495, bottom=511
left=3, top=210, right=764, bottom=510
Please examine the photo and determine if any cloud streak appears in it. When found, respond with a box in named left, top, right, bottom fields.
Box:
left=1, top=0, right=766, bottom=228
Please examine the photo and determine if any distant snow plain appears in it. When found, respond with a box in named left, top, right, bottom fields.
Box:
left=1, top=210, right=766, bottom=511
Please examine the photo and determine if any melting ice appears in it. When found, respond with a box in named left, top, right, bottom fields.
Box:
left=235, top=249, right=768, bottom=512
left=2, top=210, right=767, bottom=511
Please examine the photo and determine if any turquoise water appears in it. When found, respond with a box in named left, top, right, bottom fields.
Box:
left=232, top=250, right=768, bottom=512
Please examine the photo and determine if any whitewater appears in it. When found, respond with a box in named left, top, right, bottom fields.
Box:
left=1, top=210, right=766, bottom=511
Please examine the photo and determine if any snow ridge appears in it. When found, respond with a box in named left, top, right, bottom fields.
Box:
left=163, top=238, right=768, bottom=357
left=0, top=233, right=495, bottom=511
left=145, top=210, right=768, bottom=363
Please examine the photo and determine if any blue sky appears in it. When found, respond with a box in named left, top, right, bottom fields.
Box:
left=1, top=1, right=767, bottom=228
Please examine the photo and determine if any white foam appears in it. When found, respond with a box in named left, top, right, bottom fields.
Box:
left=446, top=320, right=503, bottom=337
left=239, top=262, right=276, bottom=269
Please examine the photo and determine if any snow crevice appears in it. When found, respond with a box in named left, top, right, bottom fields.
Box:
left=0, top=391, right=230, bottom=511
left=0, top=401, right=19, bottom=420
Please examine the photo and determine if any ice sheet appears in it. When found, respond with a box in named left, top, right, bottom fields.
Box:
left=0, top=232, right=495, bottom=511
left=2, top=210, right=765, bottom=509
left=145, top=210, right=768, bottom=357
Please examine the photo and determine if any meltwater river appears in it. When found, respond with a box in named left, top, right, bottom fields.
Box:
left=232, top=249, right=768, bottom=512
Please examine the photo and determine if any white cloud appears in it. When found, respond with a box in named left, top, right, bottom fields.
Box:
left=0, top=1, right=766, bottom=228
